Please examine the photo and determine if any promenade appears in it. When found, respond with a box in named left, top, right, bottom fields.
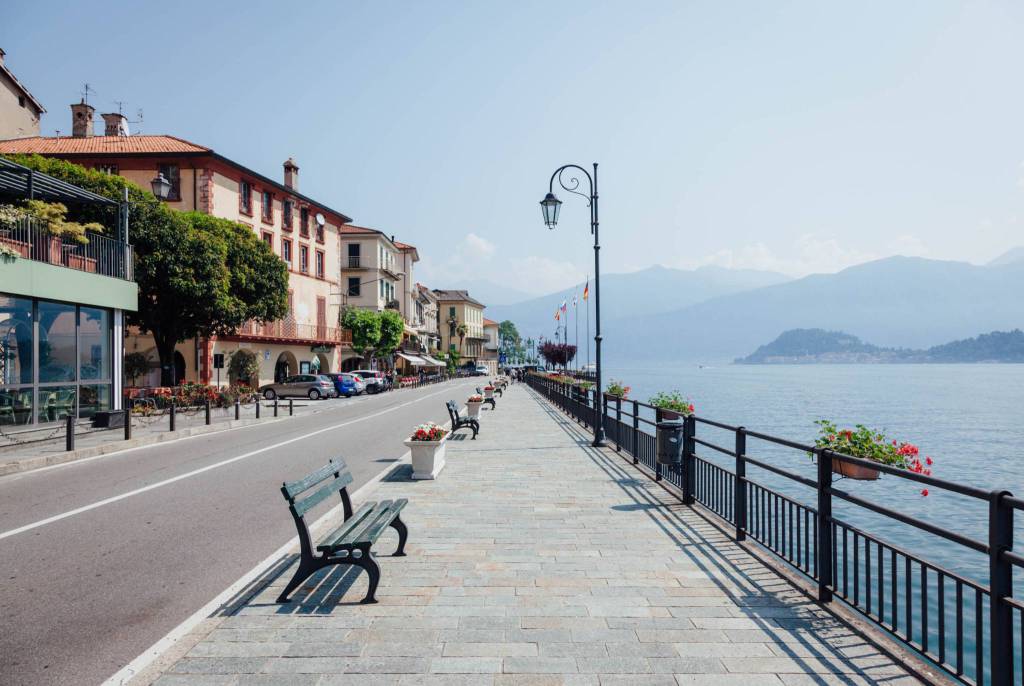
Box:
left=139, top=383, right=921, bottom=685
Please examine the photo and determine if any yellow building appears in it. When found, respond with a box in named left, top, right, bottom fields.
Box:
left=433, top=290, right=487, bottom=365
left=0, top=48, right=45, bottom=140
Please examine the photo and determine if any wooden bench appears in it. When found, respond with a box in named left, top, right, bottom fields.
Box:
left=447, top=400, right=480, bottom=438
left=474, top=387, right=496, bottom=411
left=278, top=459, right=408, bottom=604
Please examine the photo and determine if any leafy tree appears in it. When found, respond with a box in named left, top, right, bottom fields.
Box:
left=378, top=310, right=404, bottom=356
left=124, top=352, right=149, bottom=386
left=539, top=341, right=577, bottom=368
left=3, top=155, right=289, bottom=385
left=456, top=323, right=468, bottom=354
left=341, top=308, right=381, bottom=363
left=445, top=348, right=461, bottom=374
left=227, top=349, right=261, bottom=386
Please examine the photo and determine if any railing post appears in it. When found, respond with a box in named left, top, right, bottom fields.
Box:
left=989, top=489, right=1014, bottom=686
left=234, top=399, right=240, bottom=421
left=65, top=414, right=75, bottom=452
left=654, top=408, right=663, bottom=481
left=735, top=427, right=747, bottom=541
left=205, top=399, right=211, bottom=425
left=601, top=393, right=608, bottom=436
left=816, top=449, right=834, bottom=603
left=124, top=408, right=131, bottom=440
left=169, top=402, right=176, bottom=431
left=615, top=397, right=622, bottom=452
left=632, top=400, right=640, bottom=464
left=682, top=415, right=696, bottom=504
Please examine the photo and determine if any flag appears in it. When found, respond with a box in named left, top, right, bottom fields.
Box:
left=572, top=293, right=578, bottom=307
left=560, top=300, right=567, bottom=313
left=583, top=280, right=589, bottom=301
left=555, top=309, right=560, bottom=321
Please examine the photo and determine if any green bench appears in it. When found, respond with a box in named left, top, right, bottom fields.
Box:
left=278, top=459, right=408, bottom=604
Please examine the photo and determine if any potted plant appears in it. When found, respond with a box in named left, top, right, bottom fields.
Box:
left=813, top=420, right=934, bottom=485
left=605, top=379, right=630, bottom=400
left=404, top=421, right=448, bottom=479
left=649, top=391, right=695, bottom=420
left=466, top=394, right=484, bottom=418
left=483, top=384, right=495, bottom=400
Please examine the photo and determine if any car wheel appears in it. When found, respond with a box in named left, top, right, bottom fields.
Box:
left=263, top=389, right=276, bottom=400
left=308, top=389, right=321, bottom=400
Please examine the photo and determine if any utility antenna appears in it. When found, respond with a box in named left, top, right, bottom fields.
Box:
left=81, top=83, right=94, bottom=104
left=113, top=99, right=126, bottom=115
left=128, top=108, right=144, bottom=134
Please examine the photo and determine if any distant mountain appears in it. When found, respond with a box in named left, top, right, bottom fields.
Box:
left=602, top=256, right=1024, bottom=363
left=445, top=279, right=535, bottom=308
left=989, top=247, right=1024, bottom=266
left=487, top=264, right=790, bottom=341
left=736, top=328, right=1024, bottom=364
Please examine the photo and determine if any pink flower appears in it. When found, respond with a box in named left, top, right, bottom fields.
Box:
left=921, top=489, right=929, bottom=496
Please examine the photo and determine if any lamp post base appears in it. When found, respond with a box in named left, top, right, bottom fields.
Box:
left=591, top=437, right=606, bottom=448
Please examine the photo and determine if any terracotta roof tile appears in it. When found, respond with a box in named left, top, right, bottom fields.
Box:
left=0, top=135, right=210, bottom=155
left=339, top=224, right=382, bottom=235
left=483, top=318, right=499, bottom=326
left=394, top=240, right=415, bottom=250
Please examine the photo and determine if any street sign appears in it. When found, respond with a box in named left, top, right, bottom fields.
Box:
left=213, top=353, right=224, bottom=369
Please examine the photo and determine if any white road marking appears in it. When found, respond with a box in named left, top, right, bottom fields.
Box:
left=0, top=383, right=464, bottom=541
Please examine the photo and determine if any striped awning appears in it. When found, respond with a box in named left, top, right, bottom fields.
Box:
left=397, top=352, right=428, bottom=366
left=420, top=355, right=446, bottom=367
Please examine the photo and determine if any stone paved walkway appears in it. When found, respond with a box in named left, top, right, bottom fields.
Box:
left=147, top=384, right=924, bottom=685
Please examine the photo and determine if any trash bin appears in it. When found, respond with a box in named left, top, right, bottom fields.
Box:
left=657, top=419, right=685, bottom=465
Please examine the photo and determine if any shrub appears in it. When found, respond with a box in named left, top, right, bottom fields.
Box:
left=605, top=379, right=630, bottom=399
left=649, top=391, right=695, bottom=416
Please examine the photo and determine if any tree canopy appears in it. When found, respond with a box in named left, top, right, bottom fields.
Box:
left=378, top=309, right=404, bottom=355
left=341, top=307, right=383, bottom=358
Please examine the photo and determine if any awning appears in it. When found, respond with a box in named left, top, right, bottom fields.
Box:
left=420, top=355, right=446, bottom=367
left=397, top=352, right=429, bottom=366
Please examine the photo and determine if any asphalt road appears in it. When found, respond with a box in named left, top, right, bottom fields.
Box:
left=0, top=378, right=479, bottom=686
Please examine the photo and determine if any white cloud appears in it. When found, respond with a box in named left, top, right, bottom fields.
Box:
left=507, top=256, right=587, bottom=293
left=693, top=234, right=878, bottom=277
left=459, top=232, right=496, bottom=260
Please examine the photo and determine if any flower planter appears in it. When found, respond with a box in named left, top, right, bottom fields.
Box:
left=466, top=400, right=482, bottom=418
left=66, top=253, right=98, bottom=273
left=484, top=388, right=494, bottom=400
left=405, top=435, right=447, bottom=480
left=831, top=457, right=880, bottom=481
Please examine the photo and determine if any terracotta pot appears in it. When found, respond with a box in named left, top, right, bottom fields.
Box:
left=831, top=457, right=880, bottom=480
left=66, top=254, right=98, bottom=273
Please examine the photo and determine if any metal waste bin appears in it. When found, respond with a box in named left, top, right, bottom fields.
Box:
left=657, top=419, right=685, bottom=465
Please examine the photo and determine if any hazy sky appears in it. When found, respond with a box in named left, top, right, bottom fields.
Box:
left=4, top=1, right=1023, bottom=293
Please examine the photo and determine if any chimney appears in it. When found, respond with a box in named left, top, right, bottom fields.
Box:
left=71, top=100, right=95, bottom=138
left=101, top=112, right=130, bottom=136
left=283, top=158, right=299, bottom=190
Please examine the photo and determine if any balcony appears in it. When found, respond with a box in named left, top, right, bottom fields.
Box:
left=0, top=215, right=133, bottom=281
left=347, top=256, right=365, bottom=269
left=235, top=320, right=353, bottom=346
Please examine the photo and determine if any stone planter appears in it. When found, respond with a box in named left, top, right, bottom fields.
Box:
left=466, top=400, right=482, bottom=418
left=831, top=457, right=880, bottom=481
left=484, top=388, right=495, bottom=400
left=405, top=435, right=447, bottom=480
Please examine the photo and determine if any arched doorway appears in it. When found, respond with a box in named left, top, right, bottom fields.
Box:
left=311, top=352, right=331, bottom=375
left=341, top=355, right=362, bottom=372
left=274, top=351, right=298, bottom=382
left=173, top=351, right=186, bottom=385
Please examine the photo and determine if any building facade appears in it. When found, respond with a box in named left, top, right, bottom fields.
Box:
left=0, top=49, right=45, bottom=140
left=482, top=318, right=500, bottom=375
left=433, top=290, right=487, bottom=365
left=0, top=103, right=353, bottom=387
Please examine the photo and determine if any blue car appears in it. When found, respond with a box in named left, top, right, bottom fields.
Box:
left=323, top=372, right=363, bottom=398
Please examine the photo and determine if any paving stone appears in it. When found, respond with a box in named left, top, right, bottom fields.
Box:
left=502, top=657, right=579, bottom=674
left=444, top=642, right=539, bottom=657
left=429, top=657, right=504, bottom=673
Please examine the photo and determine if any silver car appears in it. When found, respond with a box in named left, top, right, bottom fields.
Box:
left=259, top=374, right=334, bottom=400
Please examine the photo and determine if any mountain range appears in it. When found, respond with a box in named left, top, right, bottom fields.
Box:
left=489, top=247, right=1024, bottom=364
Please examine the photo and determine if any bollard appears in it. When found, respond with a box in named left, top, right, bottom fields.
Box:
left=255, top=401, right=260, bottom=419
left=289, top=399, right=294, bottom=416
left=205, top=399, right=211, bottom=425
left=124, top=408, right=132, bottom=440
left=65, top=414, right=75, bottom=451
left=169, top=402, right=176, bottom=431
left=234, top=399, right=240, bottom=421
left=274, top=399, right=279, bottom=417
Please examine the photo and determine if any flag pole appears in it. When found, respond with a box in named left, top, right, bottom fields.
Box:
left=586, top=277, right=591, bottom=375
left=574, top=288, right=579, bottom=372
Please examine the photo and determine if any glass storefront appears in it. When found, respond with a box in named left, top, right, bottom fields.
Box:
left=0, top=296, right=113, bottom=427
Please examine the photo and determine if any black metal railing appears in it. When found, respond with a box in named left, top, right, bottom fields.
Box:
left=0, top=216, right=133, bottom=280
left=526, top=372, right=1021, bottom=686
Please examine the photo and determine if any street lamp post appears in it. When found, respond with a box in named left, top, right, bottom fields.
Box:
left=540, top=163, right=604, bottom=446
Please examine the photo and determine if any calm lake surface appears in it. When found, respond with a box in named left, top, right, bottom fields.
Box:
left=599, top=362, right=1024, bottom=585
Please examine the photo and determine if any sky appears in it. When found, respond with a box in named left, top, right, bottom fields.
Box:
left=3, top=1, right=1023, bottom=294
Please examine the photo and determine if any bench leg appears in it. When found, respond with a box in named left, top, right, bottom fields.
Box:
left=470, top=422, right=478, bottom=439
left=353, top=549, right=381, bottom=604
left=390, top=515, right=409, bottom=557
left=277, top=558, right=322, bottom=603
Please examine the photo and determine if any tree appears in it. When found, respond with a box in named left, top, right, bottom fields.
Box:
left=378, top=310, right=404, bottom=358
left=445, top=348, right=461, bottom=374
left=227, top=349, right=260, bottom=387
left=2, top=155, right=289, bottom=386
left=498, top=320, right=524, bottom=362
left=341, top=307, right=382, bottom=363
left=456, top=323, right=468, bottom=354
left=539, top=341, right=577, bottom=369
left=124, top=352, right=149, bottom=386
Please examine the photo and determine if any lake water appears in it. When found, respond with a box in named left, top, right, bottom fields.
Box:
left=600, top=362, right=1024, bottom=586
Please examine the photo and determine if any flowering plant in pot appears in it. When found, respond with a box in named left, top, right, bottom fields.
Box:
left=405, top=421, right=449, bottom=479
left=649, top=391, right=695, bottom=420
left=466, top=394, right=484, bottom=418
left=814, top=420, right=933, bottom=490
left=483, top=384, right=495, bottom=399
left=605, top=379, right=630, bottom=399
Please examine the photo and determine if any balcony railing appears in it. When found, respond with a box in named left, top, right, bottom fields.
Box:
left=347, top=256, right=363, bottom=268
left=0, top=216, right=133, bottom=281
left=236, top=320, right=352, bottom=345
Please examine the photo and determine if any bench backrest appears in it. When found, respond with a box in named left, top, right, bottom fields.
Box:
left=281, top=458, right=354, bottom=521
left=446, top=400, right=460, bottom=424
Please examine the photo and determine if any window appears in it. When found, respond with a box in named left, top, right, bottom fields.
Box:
left=262, top=232, right=273, bottom=248
left=97, top=163, right=118, bottom=175
left=18, top=95, right=25, bottom=108
left=239, top=180, right=252, bottom=214
left=315, top=250, right=325, bottom=278
left=158, top=164, right=181, bottom=201
left=315, top=223, right=324, bottom=243
left=261, top=190, right=273, bottom=222
left=299, top=245, right=309, bottom=273
left=347, top=277, right=361, bottom=297
left=300, top=207, right=309, bottom=237
left=283, top=200, right=293, bottom=230
left=449, top=306, right=456, bottom=318
left=347, top=243, right=360, bottom=268
left=379, top=280, right=385, bottom=298
left=281, top=238, right=292, bottom=266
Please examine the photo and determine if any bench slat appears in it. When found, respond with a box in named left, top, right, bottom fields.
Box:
left=316, top=502, right=377, bottom=552
left=293, top=472, right=353, bottom=517
left=283, top=459, right=349, bottom=498
left=351, top=499, right=408, bottom=545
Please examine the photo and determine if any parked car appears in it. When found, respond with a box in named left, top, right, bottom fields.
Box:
left=474, top=364, right=489, bottom=376
left=323, top=372, right=363, bottom=398
left=351, top=369, right=386, bottom=394
left=259, top=374, right=334, bottom=400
